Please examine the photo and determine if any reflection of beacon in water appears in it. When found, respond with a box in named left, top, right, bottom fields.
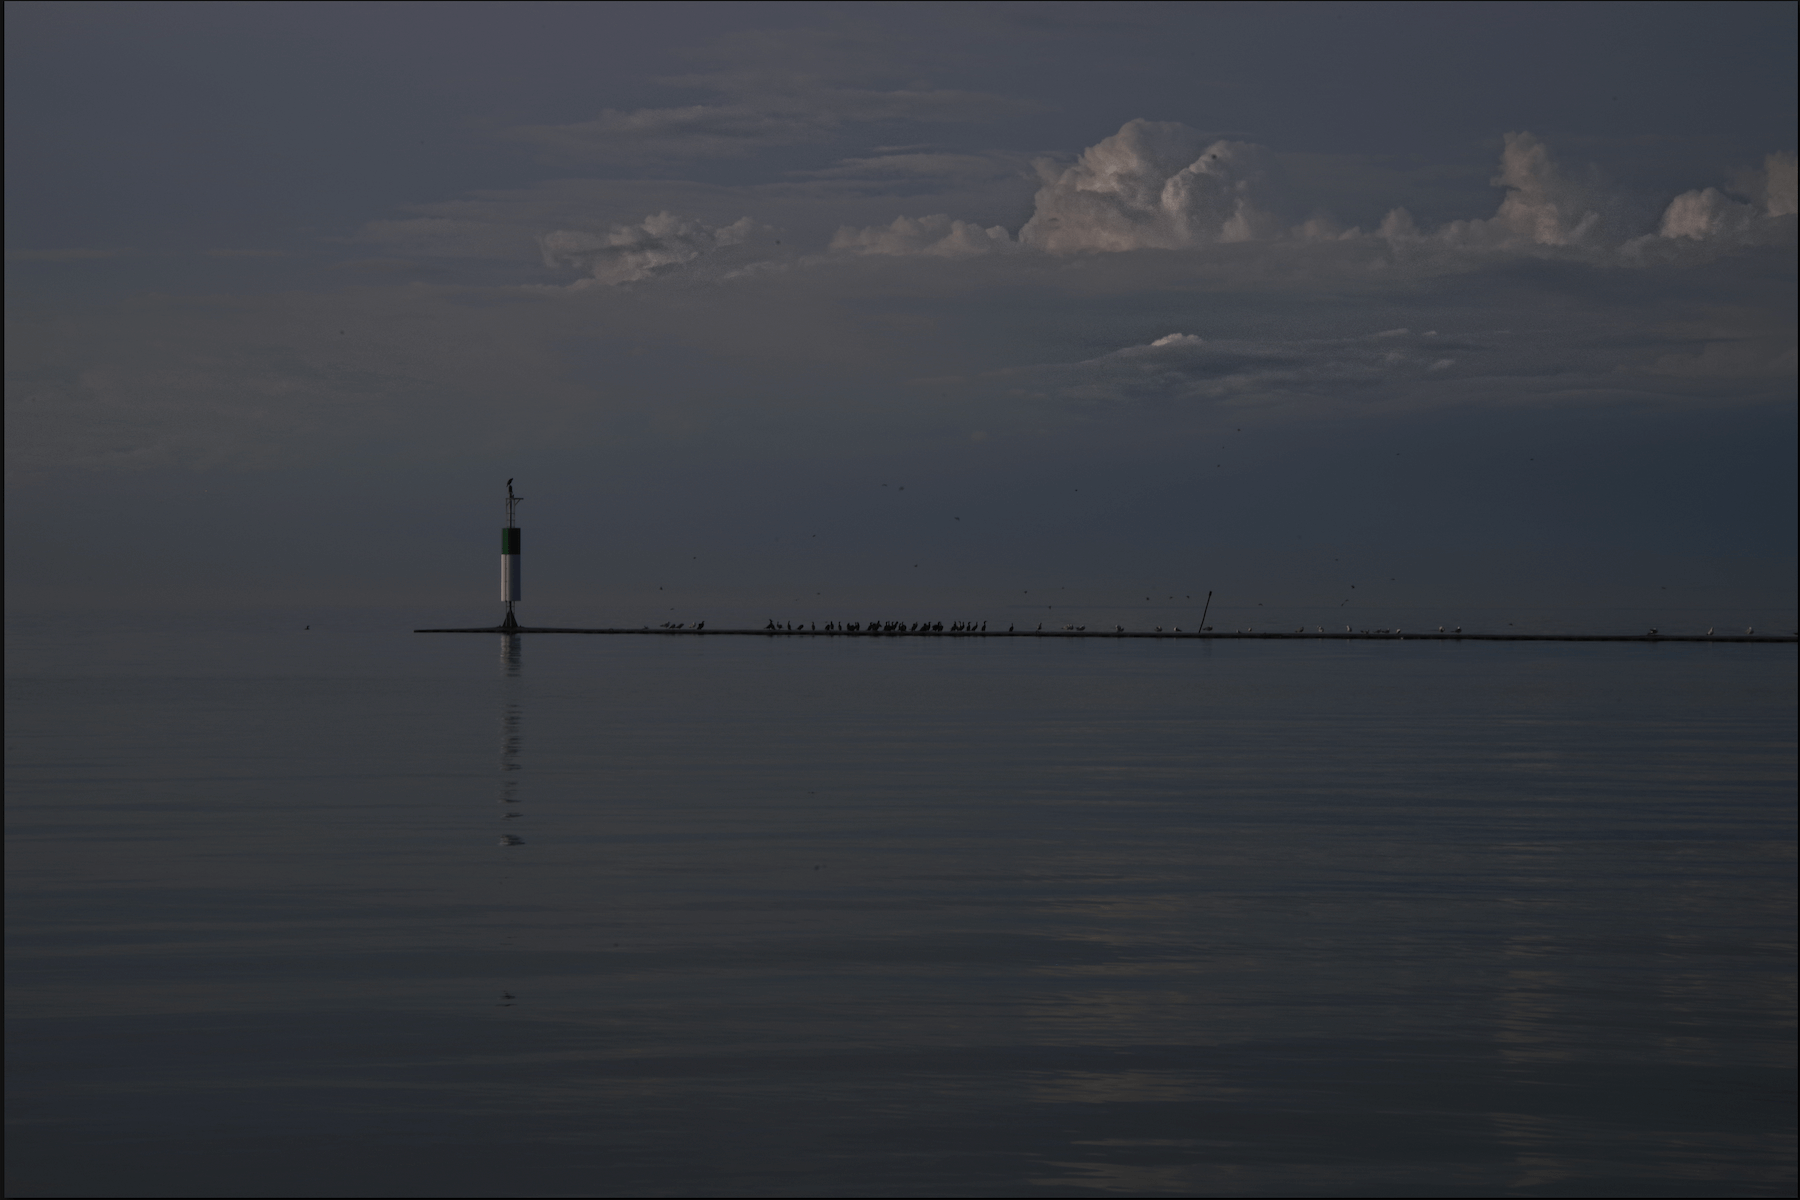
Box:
left=498, top=610, right=523, bottom=844
left=501, top=479, right=522, bottom=631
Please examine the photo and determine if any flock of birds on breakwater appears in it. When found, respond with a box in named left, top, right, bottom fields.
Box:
left=742, top=620, right=1434, bottom=634
left=739, top=620, right=1472, bottom=634
left=752, top=620, right=1221, bottom=633
left=766, top=620, right=996, bottom=632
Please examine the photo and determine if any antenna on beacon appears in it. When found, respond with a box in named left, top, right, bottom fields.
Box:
left=501, top=479, right=522, bottom=631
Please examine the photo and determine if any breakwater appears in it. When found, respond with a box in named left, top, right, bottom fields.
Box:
left=416, top=626, right=1794, bottom=643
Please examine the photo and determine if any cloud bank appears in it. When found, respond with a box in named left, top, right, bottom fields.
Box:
left=363, top=122, right=1792, bottom=289
left=817, top=121, right=1796, bottom=266
left=15, top=113, right=1791, bottom=480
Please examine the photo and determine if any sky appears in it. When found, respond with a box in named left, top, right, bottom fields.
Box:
left=5, top=1, right=1796, bottom=627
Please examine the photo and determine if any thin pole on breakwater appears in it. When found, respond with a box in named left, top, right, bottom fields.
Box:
left=1198, top=590, right=1213, bottom=632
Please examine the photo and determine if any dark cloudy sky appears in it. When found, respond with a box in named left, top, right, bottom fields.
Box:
left=6, top=1, right=1795, bottom=623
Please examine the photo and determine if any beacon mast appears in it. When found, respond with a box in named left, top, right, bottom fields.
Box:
left=501, top=479, right=522, bottom=630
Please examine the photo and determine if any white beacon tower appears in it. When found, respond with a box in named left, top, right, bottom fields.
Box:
left=501, top=479, right=522, bottom=630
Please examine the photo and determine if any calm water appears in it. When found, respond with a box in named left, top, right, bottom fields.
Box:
left=6, top=613, right=1795, bottom=1197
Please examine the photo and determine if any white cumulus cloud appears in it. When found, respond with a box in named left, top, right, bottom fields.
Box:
left=1374, top=132, right=1629, bottom=252
left=1018, top=120, right=1292, bottom=252
left=1480, top=131, right=1614, bottom=246
left=1658, top=151, right=1798, bottom=241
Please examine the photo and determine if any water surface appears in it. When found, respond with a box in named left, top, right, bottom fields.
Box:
left=6, top=613, right=1795, bottom=1196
